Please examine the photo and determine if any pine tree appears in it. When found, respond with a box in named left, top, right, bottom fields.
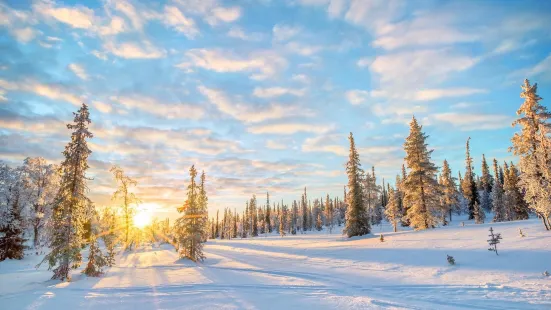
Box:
left=508, top=163, right=529, bottom=220
left=41, top=103, right=93, bottom=281
left=473, top=201, right=485, bottom=224
left=324, top=194, right=334, bottom=233
left=251, top=195, right=258, bottom=237
left=440, top=160, right=459, bottom=223
left=99, top=207, right=117, bottom=267
left=462, top=138, right=480, bottom=220
left=511, top=79, right=551, bottom=230
left=487, top=227, right=502, bottom=255
left=279, top=205, right=286, bottom=237
left=400, top=164, right=410, bottom=226
left=301, top=188, right=308, bottom=233
left=384, top=187, right=400, bottom=232
left=83, top=234, right=106, bottom=277
left=174, top=166, right=207, bottom=262
left=491, top=159, right=506, bottom=222
left=480, top=154, right=493, bottom=212
left=266, top=192, right=272, bottom=233
left=344, top=132, right=370, bottom=237
left=402, top=117, right=440, bottom=230
left=110, top=166, right=140, bottom=250
left=0, top=166, right=27, bottom=261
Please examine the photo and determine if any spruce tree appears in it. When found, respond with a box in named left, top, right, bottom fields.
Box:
left=402, top=117, right=440, bottom=230
left=462, top=138, right=480, bottom=220
left=41, top=103, right=93, bottom=281
left=343, top=132, right=370, bottom=237
left=480, top=154, right=493, bottom=212
left=251, top=195, right=258, bottom=237
left=491, top=159, right=506, bottom=222
left=266, top=192, right=272, bottom=233
left=384, top=187, right=400, bottom=232
left=324, top=194, right=334, bottom=233
left=174, top=166, right=207, bottom=262
left=400, top=164, right=410, bottom=226
left=511, top=79, right=551, bottom=230
left=508, top=163, right=529, bottom=220
left=83, top=234, right=106, bottom=277
left=440, top=160, right=459, bottom=223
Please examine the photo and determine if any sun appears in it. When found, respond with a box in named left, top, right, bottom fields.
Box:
left=133, top=211, right=151, bottom=228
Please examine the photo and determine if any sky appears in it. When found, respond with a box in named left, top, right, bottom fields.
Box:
left=1, top=0, right=550, bottom=220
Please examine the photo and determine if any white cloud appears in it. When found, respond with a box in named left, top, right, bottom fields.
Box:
left=272, top=24, right=301, bottom=41
left=430, top=113, right=512, bottom=130
left=291, top=74, right=310, bottom=84
left=207, top=6, right=241, bottom=25
left=35, top=2, right=96, bottom=29
left=227, top=27, right=263, bottom=41
left=413, top=88, right=486, bottom=101
left=266, top=140, right=287, bottom=150
left=12, top=27, right=36, bottom=43
left=302, top=134, right=347, bottom=156
left=68, top=63, right=89, bottom=80
left=178, top=49, right=287, bottom=80
left=93, top=101, right=112, bottom=114
left=164, top=5, right=198, bottom=38
left=198, top=86, right=304, bottom=123
left=91, top=50, right=108, bottom=60
left=345, top=90, right=369, bottom=105
left=253, top=87, right=305, bottom=98
left=357, top=57, right=372, bottom=68
left=0, top=79, right=83, bottom=106
left=113, top=95, right=204, bottom=119
left=248, top=123, right=334, bottom=135
left=284, top=42, right=323, bottom=56
left=103, top=40, right=166, bottom=59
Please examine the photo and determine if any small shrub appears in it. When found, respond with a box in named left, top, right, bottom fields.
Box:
left=487, top=227, right=502, bottom=256
left=543, top=271, right=550, bottom=277
left=447, top=255, right=455, bottom=265
left=379, top=234, right=384, bottom=242
left=519, top=228, right=526, bottom=238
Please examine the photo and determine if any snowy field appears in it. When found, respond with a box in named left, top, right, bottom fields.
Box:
left=1, top=217, right=550, bottom=310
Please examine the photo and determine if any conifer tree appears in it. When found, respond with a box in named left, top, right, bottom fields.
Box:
left=174, top=166, right=207, bottom=262
left=440, top=160, right=459, bottom=223
left=344, top=133, right=370, bottom=237
left=110, top=166, right=140, bottom=250
left=83, top=234, right=106, bottom=277
left=491, top=159, right=506, bottom=222
left=251, top=195, right=258, bottom=237
left=474, top=201, right=485, bottom=224
left=400, top=164, right=410, bottom=226
left=265, top=192, right=272, bottom=233
left=384, top=187, right=400, bottom=232
left=215, top=210, right=219, bottom=238
left=0, top=166, right=26, bottom=261
left=279, top=205, right=286, bottom=237
left=41, top=103, right=93, bottom=281
left=511, top=79, right=551, bottom=230
left=507, top=163, right=529, bottom=220
left=462, top=138, right=479, bottom=220
left=316, top=213, right=323, bottom=231
left=324, top=194, right=334, bottom=233
left=480, top=154, right=493, bottom=212
left=301, top=188, right=308, bottom=233
left=402, top=117, right=440, bottom=230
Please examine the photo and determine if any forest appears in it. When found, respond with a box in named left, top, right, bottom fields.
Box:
left=0, top=79, right=549, bottom=283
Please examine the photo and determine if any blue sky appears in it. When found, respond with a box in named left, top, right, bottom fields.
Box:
left=1, top=0, right=550, bottom=219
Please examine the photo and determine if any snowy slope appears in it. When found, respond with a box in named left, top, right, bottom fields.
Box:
left=1, top=218, right=550, bottom=309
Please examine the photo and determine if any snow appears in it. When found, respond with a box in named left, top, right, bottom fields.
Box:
left=1, top=217, right=550, bottom=309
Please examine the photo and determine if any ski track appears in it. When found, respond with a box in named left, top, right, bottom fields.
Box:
left=1, top=218, right=550, bottom=309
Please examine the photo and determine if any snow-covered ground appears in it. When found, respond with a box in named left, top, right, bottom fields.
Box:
left=1, top=217, right=550, bottom=309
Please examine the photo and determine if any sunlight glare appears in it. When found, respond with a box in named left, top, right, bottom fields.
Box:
left=133, top=211, right=151, bottom=228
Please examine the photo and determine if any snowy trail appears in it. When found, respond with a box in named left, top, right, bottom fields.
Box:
left=1, top=218, right=550, bottom=309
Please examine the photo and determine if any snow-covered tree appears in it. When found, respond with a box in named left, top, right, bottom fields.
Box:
left=324, top=194, right=334, bottom=233
left=83, top=234, right=106, bottom=277
left=511, top=79, right=551, bottom=230
left=363, top=167, right=381, bottom=225
left=99, top=206, right=117, bottom=266
left=402, top=117, right=440, bottom=230
left=344, top=132, right=370, bottom=237
left=480, top=155, right=493, bottom=213
left=174, top=166, right=207, bottom=262
left=384, top=187, right=400, bottom=232
left=21, top=157, right=59, bottom=250
left=440, top=160, right=459, bottom=223
left=0, top=165, right=27, bottom=261
left=462, top=138, right=480, bottom=220
left=41, top=104, right=93, bottom=281
left=110, top=166, right=140, bottom=250
left=491, top=159, right=506, bottom=222
left=507, top=163, right=529, bottom=220
left=265, top=193, right=272, bottom=233
left=250, top=195, right=258, bottom=237
left=474, top=201, right=485, bottom=224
